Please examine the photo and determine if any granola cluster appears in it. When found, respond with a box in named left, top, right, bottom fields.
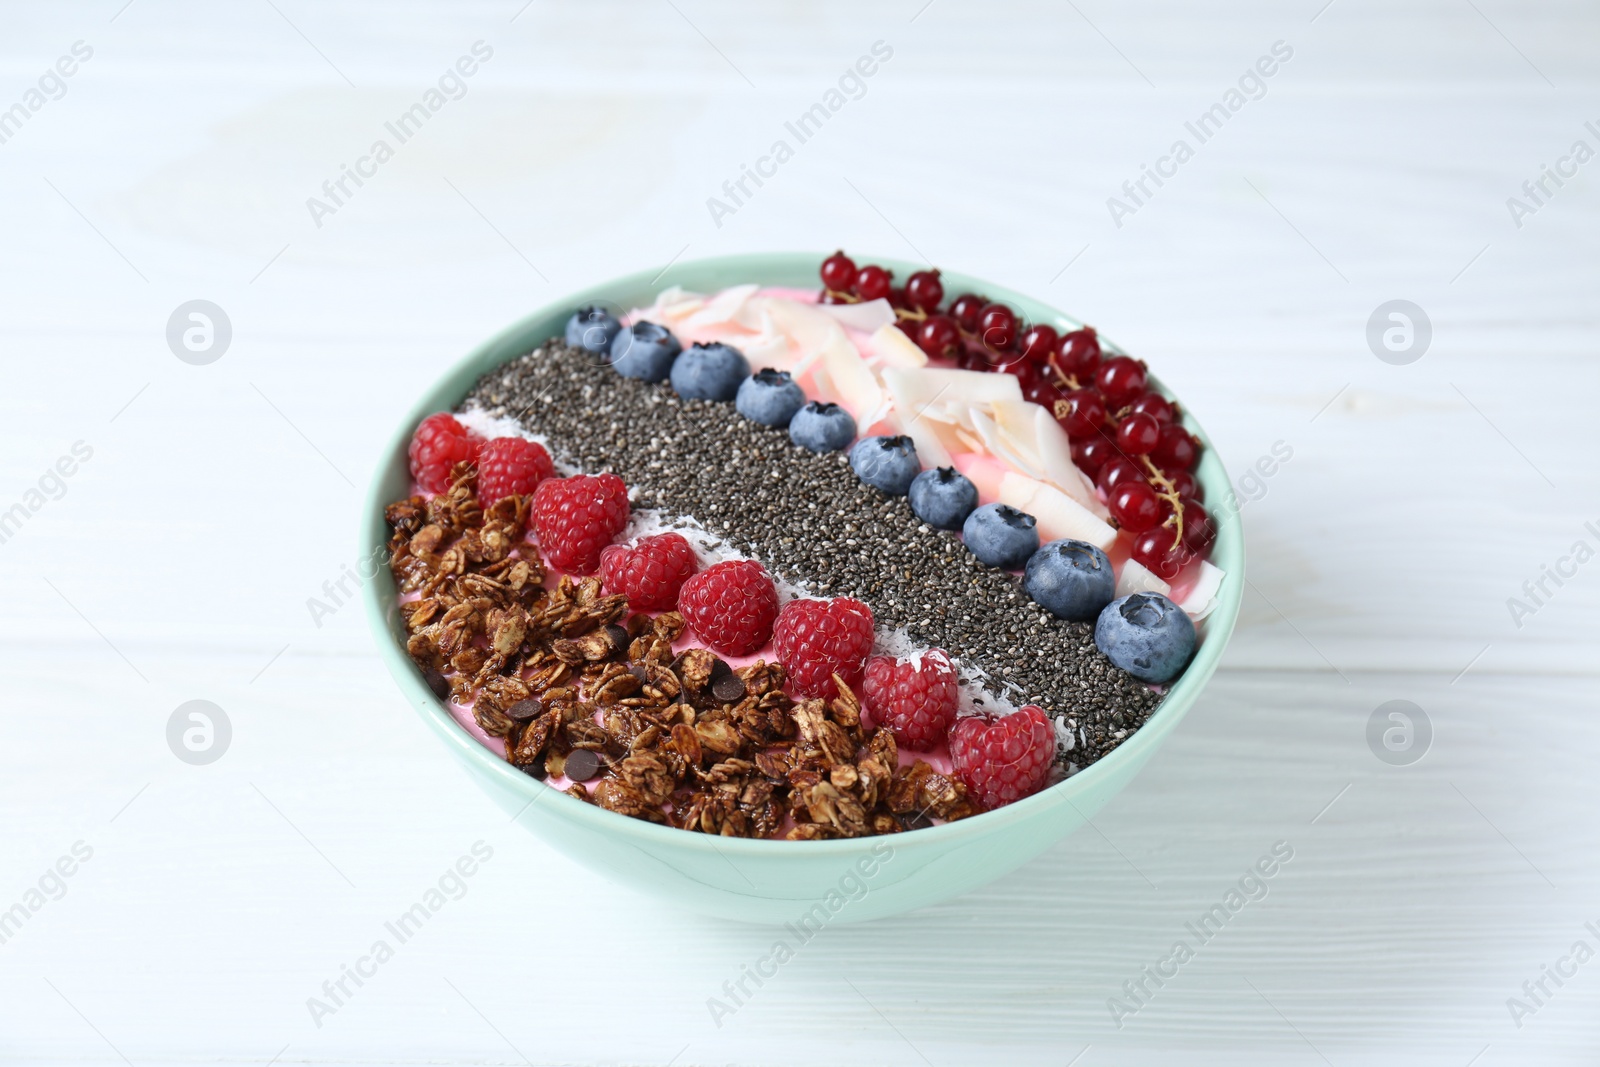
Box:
left=385, top=463, right=975, bottom=839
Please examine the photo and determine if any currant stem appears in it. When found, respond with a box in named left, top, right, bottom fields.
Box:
left=1138, top=455, right=1185, bottom=549
left=1045, top=354, right=1078, bottom=391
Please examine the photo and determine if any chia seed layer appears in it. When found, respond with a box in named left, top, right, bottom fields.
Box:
left=462, top=340, right=1164, bottom=770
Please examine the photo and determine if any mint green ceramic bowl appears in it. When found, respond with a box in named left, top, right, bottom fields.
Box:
left=361, top=252, right=1243, bottom=924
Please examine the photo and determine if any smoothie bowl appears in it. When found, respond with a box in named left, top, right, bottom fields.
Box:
left=361, top=251, right=1243, bottom=924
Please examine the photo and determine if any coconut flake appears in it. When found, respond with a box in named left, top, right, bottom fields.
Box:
left=871, top=626, right=1016, bottom=717
left=683, top=283, right=759, bottom=329
left=817, top=298, right=896, bottom=333
left=1050, top=714, right=1077, bottom=753
left=1180, top=560, right=1225, bottom=620
left=455, top=404, right=582, bottom=476
left=1116, top=558, right=1172, bottom=598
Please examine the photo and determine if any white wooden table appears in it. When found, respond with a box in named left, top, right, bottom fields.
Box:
left=2, top=2, right=1597, bottom=1063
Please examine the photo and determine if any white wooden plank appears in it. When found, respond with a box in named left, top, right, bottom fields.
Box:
left=1, top=1, right=1597, bottom=1063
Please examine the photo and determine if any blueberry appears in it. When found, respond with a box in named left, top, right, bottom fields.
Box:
left=962, top=503, right=1039, bottom=569
left=735, top=368, right=806, bottom=427
left=608, top=321, right=681, bottom=382
left=849, top=435, right=920, bottom=495
left=670, top=341, right=750, bottom=401
left=788, top=401, right=857, bottom=453
left=1024, top=540, right=1116, bottom=621
left=1094, top=593, right=1196, bottom=684
left=564, top=306, right=621, bottom=355
left=909, top=467, right=978, bottom=530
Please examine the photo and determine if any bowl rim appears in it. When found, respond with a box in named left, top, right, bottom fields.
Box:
left=360, top=251, right=1245, bottom=856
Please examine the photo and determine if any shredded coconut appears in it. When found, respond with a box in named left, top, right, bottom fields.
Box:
left=617, top=508, right=815, bottom=603
left=621, top=509, right=741, bottom=567
left=456, top=403, right=581, bottom=476
left=871, top=625, right=1016, bottom=718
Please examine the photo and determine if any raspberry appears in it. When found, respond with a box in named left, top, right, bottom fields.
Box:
left=678, top=560, right=779, bottom=657
left=772, top=597, right=875, bottom=699
left=408, top=413, right=484, bottom=494
left=530, top=473, right=629, bottom=575
left=861, top=649, right=959, bottom=751
left=599, top=532, right=698, bottom=612
left=476, top=436, right=554, bottom=507
left=949, top=705, right=1055, bottom=811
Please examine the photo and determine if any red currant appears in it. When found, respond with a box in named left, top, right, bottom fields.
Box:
left=1096, top=356, right=1147, bottom=407
left=1023, top=374, right=1067, bottom=409
left=1096, top=457, right=1143, bottom=495
left=905, top=269, right=943, bottom=312
left=1127, top=391, right=1175, bottom=423
left=978, top=303, right=1018, bottom=353
left=1166, top=469, right=1200, bottom=501
left=1132, top=527, right=1185, bottom=580
left=1072, top=434, right=1116, bottom=477
left=1110, top=481, right=1164, bottom=532
left=820, top=251, right=856, bottom=292
left=1115, top=411, right=1162, bottom=455
left=1060, top=389, right=1106, bottom=438
left=856, top=265, right=892, bottom=301
left=887, top=287, right=909, bottom=310
left=1152, top=424, right=1199, bottom=470
left=1011, top=359, right=1041, bottom=391
left=916, top=314, right=961, bottom=360
left=1057, top=327, right=1102, bottom=378
left=1181, top=500, right=1215, bottom=552
left=949, top=294, right=986, bottom=333
left=1021, top=324, right=1059, bottom=364
left=994, top=348, right=1030, bottom=372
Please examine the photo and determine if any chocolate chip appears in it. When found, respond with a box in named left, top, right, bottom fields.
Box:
left=710, top=667, right=746, bottom=705
left=900, top=810, right=934, bottom=832
left=514, top=761, right=547, bottom=780
left=422, top=668, right=451, bottom=701
left=505, top=698, right=543, bottom=721
left=628, top=663, right=648, bottom=681
left=563, top=748, right=601, bottom=782
left=605, top=624, right=630, bottom=651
